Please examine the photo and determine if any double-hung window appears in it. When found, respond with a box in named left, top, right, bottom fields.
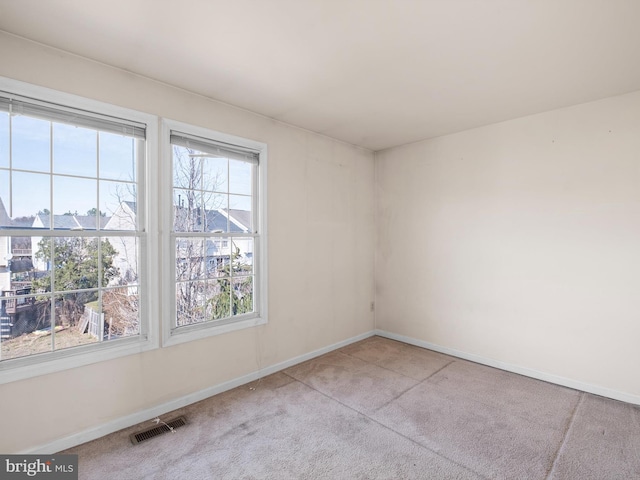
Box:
left=0, top=80, right=157, bottom=382
left=165, top=121, right=267, bottom=344
left=0, top=79, right=267, bottom=381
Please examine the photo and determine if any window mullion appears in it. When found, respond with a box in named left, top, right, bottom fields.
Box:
left=49, top=120, right=55, bottom=352
left=8, top=107, right=12, bottom=218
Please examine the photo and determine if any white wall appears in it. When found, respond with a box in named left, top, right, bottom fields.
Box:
left=376, top=90, right=640, bottom=400
left=0, top=33, right=375, bottom=453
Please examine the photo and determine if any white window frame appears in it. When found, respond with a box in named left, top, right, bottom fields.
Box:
left=0, top=77, right=160, bottom=384
left=160, top=119, right=268, bottom=347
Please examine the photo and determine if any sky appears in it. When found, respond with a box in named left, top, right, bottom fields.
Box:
left=0, top=112, right=252, bottom=224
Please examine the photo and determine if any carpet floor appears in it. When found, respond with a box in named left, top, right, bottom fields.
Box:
left=60, top=336, right=640, bottom=479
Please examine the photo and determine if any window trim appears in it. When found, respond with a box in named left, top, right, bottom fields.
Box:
left=160, top=119, right=268, bottom=347
left=0, top=76, right=160, bottom=385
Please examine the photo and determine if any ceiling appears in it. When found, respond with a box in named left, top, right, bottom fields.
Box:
left=0, top=0, right=639, bottom=151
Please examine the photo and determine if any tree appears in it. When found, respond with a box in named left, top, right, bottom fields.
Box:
left=208, top=244, right=253, bottom=319
left=33, top=237, right=119, bottom=326
left=86, top=208, right=106, bottom=217
left=102, top=287, right=139, bottom=338
left=173, top=146, right=229, bottom=326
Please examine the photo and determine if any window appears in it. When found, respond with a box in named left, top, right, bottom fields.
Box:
left=0, top=79, right=267, bottom=381
left=164, top=121, right=267, bottom=344
left=0, top=79, right=158, bottom=383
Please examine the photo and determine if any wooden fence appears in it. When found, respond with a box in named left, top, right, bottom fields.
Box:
left=79, top=308, right=105, bottom=341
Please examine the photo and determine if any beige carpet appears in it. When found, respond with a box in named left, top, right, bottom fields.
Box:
left=60, top=336, right=640, bottom=479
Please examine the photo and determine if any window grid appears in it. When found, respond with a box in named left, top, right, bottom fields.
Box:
left=0, top=95, right=145, bottom=364
left=170, top=132, right=259, bottom=330
left=0, top=80, right=266, bottom=380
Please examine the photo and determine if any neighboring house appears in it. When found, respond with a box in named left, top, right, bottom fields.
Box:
left=203, top=208, right=253, bottom=266
left=0, top=197, right=35, bottom=293
left=188, top=207, right=253, bottom=271
left=0, top=197, right=37, bottom=339
left=0, top=197, right=252, bottom=297
left=98, top=201, right=253, bottom=286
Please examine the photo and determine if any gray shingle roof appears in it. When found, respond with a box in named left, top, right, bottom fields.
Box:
left=74, top=215, right=98, bottom=229
left=35, top=213, right=112, bottom=230
left=36, top=214, right=79, bottom=229
left=225, top=209, right=251, bottom=232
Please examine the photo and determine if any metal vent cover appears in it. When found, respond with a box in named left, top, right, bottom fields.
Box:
left=130, top=416, right=188, bottom=445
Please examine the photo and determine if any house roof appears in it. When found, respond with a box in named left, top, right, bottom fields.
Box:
left=173, top=205, right=250, bottom=234
left=35, top=214, right=77, bottom=230
left=34, top=213, right=112, bottom=230
left=74, top=215, right=98, bottom=229
left=205, top=209, right=245, bottom=233
left=225, top=209, right=251, bottom=232
left=72, top=215, right=110, bottom=229
left=0, top=197, right=38, bottom=229
left=11, top=217, right=35, bottom=228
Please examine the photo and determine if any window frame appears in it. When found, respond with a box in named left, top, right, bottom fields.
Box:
left=0, top=77, right=160, bottom=385
left=160, top=119, right=268, bottom=347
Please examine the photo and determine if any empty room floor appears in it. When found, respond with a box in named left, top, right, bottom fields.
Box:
left=61, top=336, right=640, bottom=479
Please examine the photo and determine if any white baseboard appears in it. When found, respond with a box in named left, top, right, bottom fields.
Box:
left=24, top=330, right=376, bottom=454
left=375, top=329, right=640, bottom=406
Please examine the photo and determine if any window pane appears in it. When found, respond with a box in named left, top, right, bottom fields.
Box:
left=0, top=295, right=53, bottom=360
left=176, top=238, right=205, bottom=281
left=173, top=147, right=204, bottom=190
left=49, top=237, right=99, bottom=291
left=12, top=115, right=50, bottom=173
left=231, top=237, right=253, bottom=275
left=0, top=112, right=8, bottom=169
left=102, top=286, right=139, bottom=339
left=203, top=193, right=228, bottom=232
left=53, top=176, right=97, bottom=225
left=14, top=171, right=50, bottom=226
left=203, top=156, right=228, bottom=192
left=53, top=123, right=97, bottom=177
left=99, top=132, right=136, bottom=181
left=229, top=159, right=251, bottom=195
left=100, top=179, right=136, bottom=222
left=54, top=290, right=99, bottom=349
left=232, top=276, right=253, bottom=316
left=208, top=278, right=231, bottom=320
left=207, top=237, right=230, bottom=279
left=173, top=188, right=203, bottom=232
left=107, top=236, right=139, bottom=284
left=31, top=237, right=51, bottom=282
left=228, top=196, right=252, bottom=233
left=176, top=280, right=207, bottom=326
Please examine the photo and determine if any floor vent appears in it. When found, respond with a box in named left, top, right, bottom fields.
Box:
left=130, top=416, right=188, bottom=445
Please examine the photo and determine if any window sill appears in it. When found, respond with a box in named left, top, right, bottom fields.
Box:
left=163, top=314, right=267, bottom=347
left=0, top=335, right=157, bottom=385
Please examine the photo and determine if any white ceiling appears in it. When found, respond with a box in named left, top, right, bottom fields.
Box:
left=1, top=0, right=639, bottom=151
